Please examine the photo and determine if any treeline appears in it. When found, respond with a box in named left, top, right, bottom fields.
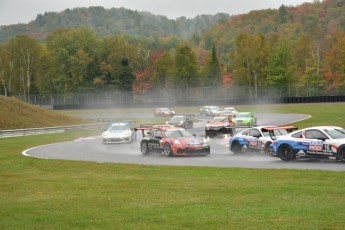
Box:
left=0, top=7, right=229, bottom=42
left=1, top=0, right=345, bottom=103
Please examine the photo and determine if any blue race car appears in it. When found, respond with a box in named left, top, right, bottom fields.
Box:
left=270, top=126, right=345, bottom=162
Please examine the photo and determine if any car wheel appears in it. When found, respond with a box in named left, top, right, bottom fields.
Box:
left=141, top=142, right=149, bottom=155
left=231, top=141, right=243, bottom=154
left=278, top=144, right=296, bottom=161
left=264, top=142, right=272, bottom=154
left=337, top=146, right=345, bottom=162
left=163, top=143, right=172, bottom=156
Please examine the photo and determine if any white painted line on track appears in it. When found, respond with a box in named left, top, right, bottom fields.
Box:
left=22, top=144, right=55, bottom=159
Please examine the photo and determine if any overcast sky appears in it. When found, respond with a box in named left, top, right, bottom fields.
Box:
left=0, top=0, right=314, bottom=26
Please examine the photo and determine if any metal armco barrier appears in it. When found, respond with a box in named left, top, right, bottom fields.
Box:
left=0, top=123, right=108, bottom=138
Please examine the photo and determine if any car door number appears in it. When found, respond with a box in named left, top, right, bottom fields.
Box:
left=249, top=140, right=264, bottom=149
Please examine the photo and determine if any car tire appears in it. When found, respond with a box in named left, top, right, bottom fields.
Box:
left=231, top=141, right=243, bottom=154
left=278, top=144, right=296, bottom=161
left=337, top=146, right=345, bottom=162
left=163, top=143, right=172, bottom=156
left=141, top=142, right=149, bottom=155
left=264, top=142, right=272, bottom=154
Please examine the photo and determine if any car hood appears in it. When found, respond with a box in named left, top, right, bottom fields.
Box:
left=167, top=137, right=207, bottom=145
left=208, top=122, right=228, bottom=126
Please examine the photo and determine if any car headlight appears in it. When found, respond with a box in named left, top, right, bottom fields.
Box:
left=102, top=131, right=110, bottom=138
left=123, top=130, right=131, bottom=136
left=174, top=140, right=180, bottom=145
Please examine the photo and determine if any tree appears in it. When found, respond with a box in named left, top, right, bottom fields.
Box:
left=175, top=43, right=199, bottom=88
left=0, top=44, right=13, bottom=96
left=322, top=33, right=345, bottom=95
left=100, top=36, right=145, bottom=90
left=8, top=35, right=41, bottom=102
left=152, top=51, right=174, bottom=88
left=233, top=33, right=269, bottom=98
left=46, top=27, right=98, bottom=93
left=204, top=43, right=222, bottom=86
left=266, top=39, right=295, bottom=97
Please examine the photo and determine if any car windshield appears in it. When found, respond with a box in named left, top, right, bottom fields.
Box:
left=164, top=129, right=193, bottom=138
left=262, top=129, right=288, bottom=137
left=171, top=116, right=184, bottom=122
left=107, top=123, right=129, bottom=131
left=211, top=117, right=227, bottom=122
left=236, top=113, right=251, bottom=118
left=220, top=110, right=233, bottom=114
left=324, top=128, right=345, bottom=139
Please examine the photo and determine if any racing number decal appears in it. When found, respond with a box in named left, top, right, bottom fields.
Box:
left=323, top=144, right=331, bottom=151
left=308, top=141, right=334, bottom=155
left=249, top=140, right=264, bottom=149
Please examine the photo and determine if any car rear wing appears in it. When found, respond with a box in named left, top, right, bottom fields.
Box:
left=261, top=126, right=298, bottom=132
left=134, top=124, right=174, bottom=137
left=262, top=126, right=298, bottom=140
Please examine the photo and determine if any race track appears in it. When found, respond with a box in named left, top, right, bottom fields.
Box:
left=23, top=113, right=345, bottom=171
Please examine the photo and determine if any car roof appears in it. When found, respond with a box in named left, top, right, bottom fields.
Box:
left=287, top=126, right=342, bottom=135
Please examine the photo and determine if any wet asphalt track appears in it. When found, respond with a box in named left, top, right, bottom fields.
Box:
left=23, top=113, right=345, bottom=171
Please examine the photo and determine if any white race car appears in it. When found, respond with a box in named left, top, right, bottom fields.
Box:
left=229, top=126, right=297, bottom=154
left=270, top=126, right=345, bottom=162
left=102, top=121, right=136, bottom=144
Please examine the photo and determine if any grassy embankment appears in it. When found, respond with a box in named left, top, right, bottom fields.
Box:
left=1, top=97, right=345, bottom=229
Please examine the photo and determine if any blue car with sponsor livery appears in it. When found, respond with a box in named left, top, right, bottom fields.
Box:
left=270, top=126, right=345, bottom=162
left=229, top=126, right=297, bottom=154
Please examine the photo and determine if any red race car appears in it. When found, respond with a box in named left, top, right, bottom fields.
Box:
left=153, top=108, right=175, bottom=117
left=136, top=125, right=210, bottom=156
left=205, top=115, right=236, bottom=138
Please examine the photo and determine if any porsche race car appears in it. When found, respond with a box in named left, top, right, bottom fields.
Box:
left=205, top=115, right=236, bottom=138
left=233, top=112, right=257, bottom=127
left=154, top=108, right=176, bottom=117
left=270, top=126, right=345, bottom=162
left=229, top=126, right=297, bottom=154
left=102, top=121, right=136, bottom=144
left=136, top=125, right=210, bottom=156
left=167, top=114, right=194, bottom=129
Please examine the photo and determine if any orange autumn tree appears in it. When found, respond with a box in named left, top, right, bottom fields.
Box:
left=323, top=33, right=345, bottom=95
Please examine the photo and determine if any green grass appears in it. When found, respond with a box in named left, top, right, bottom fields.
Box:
left=2, top=103, right=345, bottom=229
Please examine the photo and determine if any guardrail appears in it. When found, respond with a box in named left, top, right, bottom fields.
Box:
left=0, top=123, right=108, bottom=138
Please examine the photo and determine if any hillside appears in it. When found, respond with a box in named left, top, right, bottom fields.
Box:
left=0, top=6, right=229, bottom=42
left=0, top=96, right=89, bottom=130
left=202, top=0, right=345, bottom=60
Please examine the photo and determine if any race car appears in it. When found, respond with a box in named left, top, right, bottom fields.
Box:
left=102, top=121, right=136, bottom=144
left=270, top=126, right=345, bottom=162
left=229, top=126, right=298, bottom=154
left=220, top=107, right=238, bottom=117
left=136, top=125, right=210, bottom=156
left=199, top=106, right=211, bottom=115
left=205, top=115, right=236, bottom=138
left=207, top=106, right=220, bottom=116
left=167, top=114, right=194, bottom=129
left=154, top=108, right=175, bottom=117
left=233, top=112, right=257, bottom=127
